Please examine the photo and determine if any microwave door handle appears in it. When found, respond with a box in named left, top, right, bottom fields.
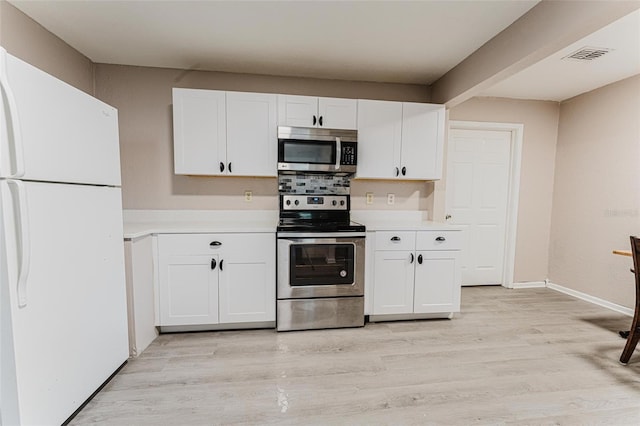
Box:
left=335, top=137, right=341, bottom=170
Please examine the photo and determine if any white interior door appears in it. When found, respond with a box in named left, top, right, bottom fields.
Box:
left=445, top=129, right=511, bottom=286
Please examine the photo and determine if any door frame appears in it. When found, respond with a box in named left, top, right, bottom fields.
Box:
left=446, top=121, right=523, bottom=288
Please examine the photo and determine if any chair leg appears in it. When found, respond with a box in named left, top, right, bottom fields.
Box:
left=620, top=327, right=640, bottom=364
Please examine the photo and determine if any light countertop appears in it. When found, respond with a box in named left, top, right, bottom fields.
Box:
left=351, top=211, right=463, bottom=232
left=123, top=209, right=459, bottom=239
left=123, top=210, right=279, bottom=239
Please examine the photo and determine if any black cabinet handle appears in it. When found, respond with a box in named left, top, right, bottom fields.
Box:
left=390, top=236, right=401, bottom=242
left=210, top=241, right=222, bottom=247
left=395, top=167, right=400, bottom=177
left=313, top=115, right=317, bottom=126
left=410, top=253, right=414, bottom=264
left=435, top=236, right=446, bottom=242
left=418, top=254, right=423, bottom=264
left=319, top=116, right=323, bottom=126
left=219, top=162, right=224, bottom=173
left=228, top=162, right=232, bottom=173
left=401, top=166, right=406, bottom=176
left=210, top=258, right=217, bottom=270
left=220, top=259, right=224, bottom=271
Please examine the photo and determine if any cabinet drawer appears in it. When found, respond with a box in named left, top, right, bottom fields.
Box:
left=375, top=231, right=415, bottom=251
left=157, top=233, right=227, bottom=256
left=416, top=231, right=462, bottom=251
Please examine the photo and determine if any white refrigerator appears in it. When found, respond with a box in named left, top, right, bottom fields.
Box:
left=0, top=47, right=129, bottom=425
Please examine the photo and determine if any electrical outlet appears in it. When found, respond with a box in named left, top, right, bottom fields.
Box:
left=387, top=193, right=395, bottom=205
left=366, top=192, right=374, bottom=205
left=244, top=190, right=252, bottom=202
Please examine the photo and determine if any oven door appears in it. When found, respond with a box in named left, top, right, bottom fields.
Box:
left=277, top=235, right=365, bottom=299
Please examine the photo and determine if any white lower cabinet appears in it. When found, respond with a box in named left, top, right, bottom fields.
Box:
left=157, top=233, right=275, bottom=328
left=413, top=250, right=460, bottom=314
left=371, top=230, right=461, bottom=320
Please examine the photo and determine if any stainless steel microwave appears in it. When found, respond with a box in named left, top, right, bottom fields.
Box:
left=277, top=126, right=357, bottom=174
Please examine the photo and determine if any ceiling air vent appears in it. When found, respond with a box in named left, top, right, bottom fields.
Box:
left=562, top=46, right=613, bottom=62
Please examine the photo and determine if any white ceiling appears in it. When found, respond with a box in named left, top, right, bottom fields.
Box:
left=8, top=1, right=640, bottom=102
left=480, top=9, right=640, bottom=101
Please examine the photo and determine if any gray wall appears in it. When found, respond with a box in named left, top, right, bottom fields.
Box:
left=548, top=75, right=640, bottom=306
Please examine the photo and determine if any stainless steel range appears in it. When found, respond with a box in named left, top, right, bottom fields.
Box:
left=276, top=193, right=365, bottom=331
left=276, top=126, right=365, bottom=331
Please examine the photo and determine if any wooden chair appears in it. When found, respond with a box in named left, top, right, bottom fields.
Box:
left=620, top=236, right=640, bottom=364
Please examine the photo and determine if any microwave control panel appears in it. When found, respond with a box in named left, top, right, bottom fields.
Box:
left=341, top=142, right=357, bottom=166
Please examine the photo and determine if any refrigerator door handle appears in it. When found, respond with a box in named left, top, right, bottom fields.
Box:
left=0, top=49, right=26, bottom=178
left=6, top=179, right=31, bottom=307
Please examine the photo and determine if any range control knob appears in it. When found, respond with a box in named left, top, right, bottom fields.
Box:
left=294, top=200, right=300, bottom=206
left=340, top=200, right=345, bottom=206
left=332, top=200, right=337, bottom=206
left=285, top=199, right=291, bottom=206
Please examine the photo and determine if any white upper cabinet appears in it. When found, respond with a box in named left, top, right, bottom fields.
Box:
left=356, top=100, right=445, bottom=180
left=226, top=91, right=277, bottom=177
left=278, top=95, right=357, bottom=129
left=173, top=88, right=226, bottom=175
left=401, top=102, right=445, bottom=180
left=355, top=99, right=402, bottom=179
left=172, top=89, right=277, bottom=176
left=317, top=97, right=358, bottom=129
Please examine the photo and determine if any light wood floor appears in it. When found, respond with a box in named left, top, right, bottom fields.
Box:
left=71, top=287, right=640, bottom=425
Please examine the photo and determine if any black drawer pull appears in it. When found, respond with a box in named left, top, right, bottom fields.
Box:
left=313, top=115, right=317, bottom=126
left=410, top=253, right=414, bottom=263
left=401, top=166, right=406, bottom=176
left=418, top=254, right=423, bottom=264
left=390, top=236, right=401, bottom=242
left=435, top=236, right=446, bottom=242
left=219, top=162, right=224, bottom=173
left=210, top=241, right=222, bottom=247
left=395, top=167, right=399, bottom=177
left=220, top=259, right=224, bottom=271
left=210, top=259, right=217, bottom=270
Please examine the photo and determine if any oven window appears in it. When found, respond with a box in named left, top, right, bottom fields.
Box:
left=282, top=140, right=335, bottom=164
left=289, top=243, right=354, bottom=286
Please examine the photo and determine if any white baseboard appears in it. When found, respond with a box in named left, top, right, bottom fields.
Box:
left=546, top=282, right=633, bottom=317
left=511, top=281, right=546, bottom=289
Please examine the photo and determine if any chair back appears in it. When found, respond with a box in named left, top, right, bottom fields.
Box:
left=631, top=236, right=640, bottom=288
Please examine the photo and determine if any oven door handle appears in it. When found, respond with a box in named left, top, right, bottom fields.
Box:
left=335, top=137, right=341, bottom=170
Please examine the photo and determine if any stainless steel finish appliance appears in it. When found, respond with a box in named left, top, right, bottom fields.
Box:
left=276, top=193, right=365, bottom=331
left=277, top=126, right=357, bottom=175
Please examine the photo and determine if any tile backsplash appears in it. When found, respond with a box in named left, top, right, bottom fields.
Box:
left=278, top=174, right=351, bottom=195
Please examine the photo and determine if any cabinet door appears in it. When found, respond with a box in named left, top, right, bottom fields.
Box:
left=226, top=92, right=277, bottom=177
left=414, top=251, right=461, bottom=314
left=400, top=102, right=445, bottom=180
left=158, top=254, right=219, bottom=326
left=277, top=94, right=318, bottom=127
left=372, top=250, right=415, bottom=315
left=356, top=100, right=402, bottom=179
left=172, top=88, right=227, bottom=175
left=318, top=97, right=357, bottom=130
left=218, top=234, right=275, bottom=323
